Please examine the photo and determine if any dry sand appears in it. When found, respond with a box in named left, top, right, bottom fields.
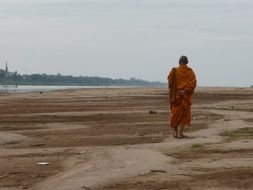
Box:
left=0, top=87, right=252, bottom=190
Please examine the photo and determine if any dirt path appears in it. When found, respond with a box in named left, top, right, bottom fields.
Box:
left=0, top=87, right=253, bottom=190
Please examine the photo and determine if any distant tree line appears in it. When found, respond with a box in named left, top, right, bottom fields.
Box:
left=0, top=70, right=164, bottom=86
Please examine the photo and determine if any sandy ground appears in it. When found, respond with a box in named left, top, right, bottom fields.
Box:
left=0, top=87, right=252, bottom=190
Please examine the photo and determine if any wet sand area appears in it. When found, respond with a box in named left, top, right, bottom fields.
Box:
left=0, top=87, right=253, bottom=190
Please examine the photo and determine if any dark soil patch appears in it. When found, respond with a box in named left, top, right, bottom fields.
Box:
left=0, top=152, right=68, bottom=189
left=98, top=167, right=253, bottom=190
left=244, top=118, right=253, bottom=123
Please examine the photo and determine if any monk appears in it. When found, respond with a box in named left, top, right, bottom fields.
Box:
left=167, top=56, right=197, bottom=138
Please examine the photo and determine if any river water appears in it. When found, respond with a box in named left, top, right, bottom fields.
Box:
left=0, top=85, right=134, bottom=93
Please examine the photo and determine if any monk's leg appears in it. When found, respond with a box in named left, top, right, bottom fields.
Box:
left=178, top=125, right=187, bottom=138
left=172, top=126, right=178, bottom=138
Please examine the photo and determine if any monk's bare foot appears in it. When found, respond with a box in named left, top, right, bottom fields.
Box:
left=177, top=134, right=188, bottom=139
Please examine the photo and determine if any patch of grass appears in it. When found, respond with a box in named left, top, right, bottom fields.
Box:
left=221, top=128, right=253, bottom=141
left=191, top=143, right=203, bottom=149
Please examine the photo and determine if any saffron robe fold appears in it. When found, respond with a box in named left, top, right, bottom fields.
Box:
left=167, top=64, right=197, bottom=127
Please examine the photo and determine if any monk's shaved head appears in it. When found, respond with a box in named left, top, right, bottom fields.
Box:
left=179, top=56, right=188, bottom=64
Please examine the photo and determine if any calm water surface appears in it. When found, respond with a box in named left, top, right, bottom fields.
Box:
left=0, top=85, right=135, bottom=93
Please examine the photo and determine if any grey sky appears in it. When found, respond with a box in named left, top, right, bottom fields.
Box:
left=0, top=0, right=252, bottom=87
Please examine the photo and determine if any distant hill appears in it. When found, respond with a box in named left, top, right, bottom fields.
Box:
left=0, top=71, right=165, bottom=87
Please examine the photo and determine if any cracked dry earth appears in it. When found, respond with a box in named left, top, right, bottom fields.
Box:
left=0, top=87, right=253, bottom=190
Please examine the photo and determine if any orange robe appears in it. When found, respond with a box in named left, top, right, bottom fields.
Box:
left=167, top=64, right=197, bottom=127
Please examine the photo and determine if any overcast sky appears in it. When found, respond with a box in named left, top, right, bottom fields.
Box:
left=0, top=0, right=252, bottom=86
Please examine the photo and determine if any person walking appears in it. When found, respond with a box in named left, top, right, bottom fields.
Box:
left=167, top=56, right=197, bottom=138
